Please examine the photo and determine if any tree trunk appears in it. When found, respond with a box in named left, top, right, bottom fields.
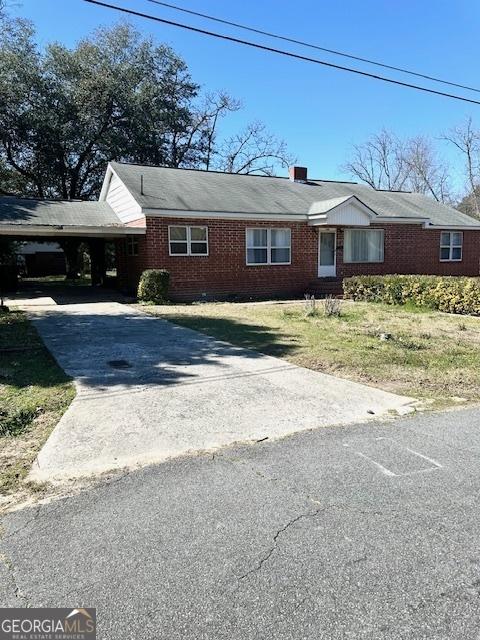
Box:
left=60, top=239, right=81, bottom=280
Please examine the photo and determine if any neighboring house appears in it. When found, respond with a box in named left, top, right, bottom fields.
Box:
left=100, top=162, right=480, bottom=300
left=2, top=162, right=480, bottom=299
left=17, top=242, right=66, bottom=277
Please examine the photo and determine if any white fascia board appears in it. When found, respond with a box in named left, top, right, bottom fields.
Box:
left=99, top=164, right=114, bottom=201
left=308, top=215, right=428, bottom=227
left=143, top=208, right=307, bottom=222
left=374, top=217, right=428, bottom=224
left=425, top=223, right=480, bottom=230
left=0, top=225, right=146, bottom=237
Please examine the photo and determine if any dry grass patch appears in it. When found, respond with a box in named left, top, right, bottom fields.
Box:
left=0, top=309, right=75, bottom=498
left=138, top=300, right=480, bottom=408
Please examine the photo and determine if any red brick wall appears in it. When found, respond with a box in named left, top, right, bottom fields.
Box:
left=336, top=224, right=480, bottom=277
left=116, top=218, right=480, bottom=299
left=140, top=217, right=318, bottom=300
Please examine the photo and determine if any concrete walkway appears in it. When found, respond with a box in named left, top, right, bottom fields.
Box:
left=16, top=302, right=413, bottom=482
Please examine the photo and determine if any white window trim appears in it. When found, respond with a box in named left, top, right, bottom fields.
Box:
left=343, top=228, right=385, bottom=264
left=440, top=231, right=463, bottom=262
left=246, top=228, right=291, bottom=266
left=126, top=236, right=139, bottom=257
left=168, top=225, right=209, bottom=257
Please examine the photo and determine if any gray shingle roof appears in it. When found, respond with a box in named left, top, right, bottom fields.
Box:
left=0, top=198, right=123, bottom=228
left=111, top=161, right=480, bottom=228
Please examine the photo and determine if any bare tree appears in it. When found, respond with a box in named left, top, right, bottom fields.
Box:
left=404, top=136, right=451, bottom=202
left=216, top=121, right=295, bottom=175
left=165, top=91, right=241, bottom=170
left=342, top=129, right=410, bottom=190
left=343, top=129, right=452, bottom=202
left=201, top=92, right=241, bottom=170
left=442, top=117, right=480, bottom=217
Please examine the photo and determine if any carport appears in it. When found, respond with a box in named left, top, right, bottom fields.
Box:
left=0, top=196, right=145, bottom=288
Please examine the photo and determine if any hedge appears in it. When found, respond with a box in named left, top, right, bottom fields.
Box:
left=343, top=274, right=480, bottom=316
left=137, top=269, right=170, bottom=304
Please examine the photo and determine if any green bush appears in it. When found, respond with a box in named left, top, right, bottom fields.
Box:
left=137, top=269, right=170, bottom=304
left=343, top=274, right=480, bottom=316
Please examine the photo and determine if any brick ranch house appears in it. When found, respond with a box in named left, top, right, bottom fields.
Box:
left=1, top=162, right=480, bottom=299
left=103, top=162, right=480, bottom=300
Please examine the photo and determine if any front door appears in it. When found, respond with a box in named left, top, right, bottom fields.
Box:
left=318, top=231, right=337, bottom=277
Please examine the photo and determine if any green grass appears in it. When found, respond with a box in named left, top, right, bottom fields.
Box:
left=0, top=308, right=75, bottom=494
left=139, top=300, right=480, bottom=408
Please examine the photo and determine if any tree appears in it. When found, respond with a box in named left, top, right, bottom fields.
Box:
left=442, top=118, right=480, bottom=217
left=0, top=22, right=201, bottom=199
left=341, top=129, right=410, bottom=190
left=0, top=20, right=294, bottom=201
left=343, top=129, right=451, bottom=202
left=403, top=136, right=451, bottom=203
left=217, top=121, right=294, bottom=175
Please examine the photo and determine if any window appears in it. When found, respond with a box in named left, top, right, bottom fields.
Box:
left=169, top=226, right=208, bottom=256
left=126, top=236, right=139, bottom=257
left=440, top=231, right=462, bottom=262
left=344, top=229, right=384, bottom=263
left=246, top=228, right=291, bottom=265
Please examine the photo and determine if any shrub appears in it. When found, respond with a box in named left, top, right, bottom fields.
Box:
left=137, top=269, right=170, bottom=304
left=343, top=274, right=480, bottom=316
left=323, top=296, right=342, bottom=317
left=304, top=294, right=317, bottom=316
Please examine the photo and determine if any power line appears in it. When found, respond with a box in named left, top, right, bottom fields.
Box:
left=82, top=0, right=480, bottom=107
left=147, top=0, right=480, bottom=95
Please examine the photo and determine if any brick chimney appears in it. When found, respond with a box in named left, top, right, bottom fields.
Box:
left=289, top=166, right=308, bottom=182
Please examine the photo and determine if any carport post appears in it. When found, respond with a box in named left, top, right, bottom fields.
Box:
left=89, top=238, right=106, bottom=287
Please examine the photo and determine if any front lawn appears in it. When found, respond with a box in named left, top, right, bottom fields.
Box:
left=0, top=308, right=75, bottom=496
left=139, top=300, right=480, bottom=408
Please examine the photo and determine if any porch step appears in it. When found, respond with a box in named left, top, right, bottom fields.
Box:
left=305, top=278, right=343, bottom=298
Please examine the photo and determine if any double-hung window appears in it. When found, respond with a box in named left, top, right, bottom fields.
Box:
left=246, top=228, right=291, bottom=265
left=440, top=231, right=462, bottom=262
left=343, top=229, right=384, bottom=263
left=126, top=236, right=139, bottom=257
left=169, top=226, right=208, bottom=256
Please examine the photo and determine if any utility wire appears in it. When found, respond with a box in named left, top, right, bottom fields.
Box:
left=83, top=0, right=480, bottom=106
left=147, top=0, right=480, bottom=95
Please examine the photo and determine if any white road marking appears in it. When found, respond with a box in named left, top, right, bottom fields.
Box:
left=352, top=439, right=444, bottom=477
left=355, top=451, right=397, bottom=477
left=404, top=447, right=443, bottom=469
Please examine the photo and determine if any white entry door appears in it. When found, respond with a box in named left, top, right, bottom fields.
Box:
left=318, top=230, right=337, bottom=277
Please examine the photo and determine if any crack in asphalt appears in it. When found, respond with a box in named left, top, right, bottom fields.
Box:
left=237, top=505, right=328, bottom=582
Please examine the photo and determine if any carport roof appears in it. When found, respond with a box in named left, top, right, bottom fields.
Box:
left=0, top=197, right=144, bottom=236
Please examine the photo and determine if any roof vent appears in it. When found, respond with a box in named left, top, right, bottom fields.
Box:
left=289, top=166, right=307, bottom=183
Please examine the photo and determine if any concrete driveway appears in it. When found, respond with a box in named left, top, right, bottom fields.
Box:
left=18, top=301, right=413, bottom=482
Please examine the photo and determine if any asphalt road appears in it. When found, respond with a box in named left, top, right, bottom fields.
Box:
left=2, top=406, right=480, bottom=639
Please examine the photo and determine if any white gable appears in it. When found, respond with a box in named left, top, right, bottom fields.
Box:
left=100, top=165, right=143, bottom=224
left=308, top=196, right=375, bottom=226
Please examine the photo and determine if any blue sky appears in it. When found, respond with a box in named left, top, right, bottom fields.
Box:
left=10, top=0, right=480, bottom=189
